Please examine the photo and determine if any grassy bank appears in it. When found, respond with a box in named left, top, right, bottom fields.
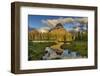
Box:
left=28, top=40, right=88, bottom=60
left=61, top=41, right=88, bottom=57
left=28, top=41, right=56, bottom=60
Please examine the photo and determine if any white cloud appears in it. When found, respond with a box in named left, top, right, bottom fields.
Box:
left=41, top=17, right=88, bottom=28
left=75, top=18, right=88, bottom=24
left=38, top=27, right=50, bottom=33
left=63, top=18, right=74, bottom=23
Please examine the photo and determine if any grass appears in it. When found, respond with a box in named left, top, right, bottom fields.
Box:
left=61, top=41, right=88, bottom=57
left=28, top=41, right=56, bottom=60
left=28, top=40, right=88, bottom=60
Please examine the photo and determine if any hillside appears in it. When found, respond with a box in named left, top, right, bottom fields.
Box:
left=28, top=23, right=73, bottom=42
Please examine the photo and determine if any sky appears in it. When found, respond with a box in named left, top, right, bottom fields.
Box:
left=28, top=15, right=88, bottom=31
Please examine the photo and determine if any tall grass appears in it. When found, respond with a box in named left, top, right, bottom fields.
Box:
left=28, top=41, right=56, bottom=60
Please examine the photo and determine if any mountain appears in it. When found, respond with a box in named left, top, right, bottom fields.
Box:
left=28, top=23, right=73, bottom=42
left=55, top=23, right=64, bottom=29
left=49, top=23, right=73, bottom=41
left=49, top=23, right=64, bottom=32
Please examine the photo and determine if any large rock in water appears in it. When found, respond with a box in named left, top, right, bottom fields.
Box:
left=42, top=47, right=62, bottom=60
left=42, top=47, right=82, bottom=60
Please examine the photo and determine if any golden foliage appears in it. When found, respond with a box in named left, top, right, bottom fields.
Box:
left=28, top=28, right=73, bottom=42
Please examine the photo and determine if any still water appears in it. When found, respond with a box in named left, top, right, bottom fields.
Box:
left=42, top=47, right=82, bottom=60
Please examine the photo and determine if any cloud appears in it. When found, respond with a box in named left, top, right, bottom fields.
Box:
left=42, top=19, right=59, bottom=28
left=41, top=17, right=88, bottom=28
left=63, top=18, right=74, bottom=23
left=38, top=27, right=50, bottom=33
left=75, top=18, right=88, bottom=24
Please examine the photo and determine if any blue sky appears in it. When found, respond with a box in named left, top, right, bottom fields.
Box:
left=28, top=15, right=87, bottom=31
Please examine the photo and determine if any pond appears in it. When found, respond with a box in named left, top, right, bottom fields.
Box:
left=42, top=47, right=82, bottom=60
